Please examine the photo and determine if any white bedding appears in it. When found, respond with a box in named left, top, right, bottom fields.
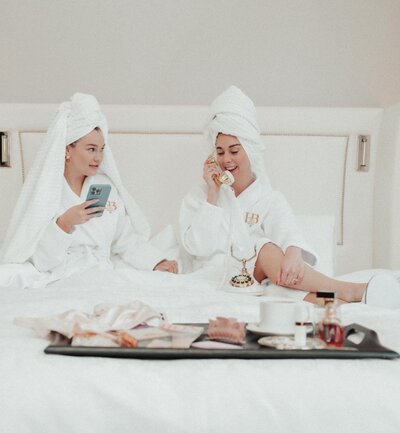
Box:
left=0, top=269, right=399, bottom=433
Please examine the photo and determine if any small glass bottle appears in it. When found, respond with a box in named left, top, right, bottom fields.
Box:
left=314, top=292, right=335, bottom=338
left=317, top=295, right=344, bottom=347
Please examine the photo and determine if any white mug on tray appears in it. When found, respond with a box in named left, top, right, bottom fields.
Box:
left=259, top=299, right=310, bottom=334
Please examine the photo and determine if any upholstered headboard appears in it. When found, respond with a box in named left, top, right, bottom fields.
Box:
left=0, top=104, right=384, bottom=275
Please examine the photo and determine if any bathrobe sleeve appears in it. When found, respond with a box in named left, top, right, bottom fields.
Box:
left=180, top=185, right=226, bottom=257
left=262, top=191, right=317, bottom=266
left=31, top=219, right=74, bottom=272
left=111, top=208, right=166, bottom=271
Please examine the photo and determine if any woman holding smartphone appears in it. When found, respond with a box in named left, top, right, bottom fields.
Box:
left=180, top=86, right=400, bottom=307
left=0, top=93, right=177, bottom=286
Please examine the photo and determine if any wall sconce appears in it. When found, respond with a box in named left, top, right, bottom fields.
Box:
left=0, top=132, right=10, bottom=167
left=357, top=135, right=370, bottom=172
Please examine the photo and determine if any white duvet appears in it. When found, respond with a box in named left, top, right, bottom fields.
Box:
left=0, top=268, right=399, bottom=433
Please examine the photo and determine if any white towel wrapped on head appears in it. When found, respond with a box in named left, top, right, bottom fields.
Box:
left=206, top=85, right=269, bottom=184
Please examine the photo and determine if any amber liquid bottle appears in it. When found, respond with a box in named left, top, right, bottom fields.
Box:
left=317, top=300, right=344, bottom=347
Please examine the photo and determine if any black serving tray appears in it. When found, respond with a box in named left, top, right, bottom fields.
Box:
left=44, top=323, right=399, bottom=360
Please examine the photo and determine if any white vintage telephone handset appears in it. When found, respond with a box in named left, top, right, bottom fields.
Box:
left=206, top=152, right=235, bottom=186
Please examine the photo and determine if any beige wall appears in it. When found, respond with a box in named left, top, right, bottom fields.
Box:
left=0, top=0, right=399, bottom=107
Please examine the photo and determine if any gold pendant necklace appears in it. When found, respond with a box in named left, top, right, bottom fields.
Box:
left=229, top=246, right=257, bottom=288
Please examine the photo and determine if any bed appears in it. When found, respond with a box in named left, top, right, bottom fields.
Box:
left=0, top=102, right=399, bottom=433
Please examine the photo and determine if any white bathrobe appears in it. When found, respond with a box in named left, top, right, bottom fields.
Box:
left=32, top=173, right=165, bottom=279
left=180, top=178, right=317, bottom=291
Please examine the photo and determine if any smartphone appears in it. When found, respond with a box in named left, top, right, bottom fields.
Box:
left=85, top=184, right=111, bottom=215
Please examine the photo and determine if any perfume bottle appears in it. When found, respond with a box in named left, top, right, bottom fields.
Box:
left=316, top=294, right=344, bottom=347
left=314, top=292, right=335, bottom=337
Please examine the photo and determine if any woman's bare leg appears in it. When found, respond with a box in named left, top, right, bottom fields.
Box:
left=254, top=243, right=366, bottom=303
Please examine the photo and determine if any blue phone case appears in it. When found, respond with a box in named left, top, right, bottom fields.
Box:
left=85, top=184, right=111, bottom=214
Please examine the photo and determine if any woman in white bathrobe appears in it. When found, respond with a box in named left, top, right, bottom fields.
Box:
left=0, top=93, right=177, bottom=286
left=180, top=86, right=399, bottom=306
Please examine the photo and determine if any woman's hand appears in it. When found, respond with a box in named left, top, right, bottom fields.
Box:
left=277, top=246, right=304, bottom=287
left=203, top=159, right=221, bottom=204
left=56, top=199, right=104, bottom=233
left=153, top=259, right=179, bottom=274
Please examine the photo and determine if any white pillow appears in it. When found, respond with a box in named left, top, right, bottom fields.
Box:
left=296, top=214, right=336, bottom=277
left=150, top=224, right=180, bottom=260
left=151, top=225, right=195, bottom=273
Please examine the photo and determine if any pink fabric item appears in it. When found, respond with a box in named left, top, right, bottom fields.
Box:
left=207, top=316, right=246, bottom=345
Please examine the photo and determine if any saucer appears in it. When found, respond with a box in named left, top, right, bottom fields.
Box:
left=246, top=323, right=294, bottom=336
left=258, top=336, right=320, bottom=350
left=224, top=285, right=265, bottom=296
left=247, top=322, right=314, bottom=336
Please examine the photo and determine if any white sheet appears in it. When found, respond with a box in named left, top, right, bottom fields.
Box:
left=0, top=269, right=399, bottom=433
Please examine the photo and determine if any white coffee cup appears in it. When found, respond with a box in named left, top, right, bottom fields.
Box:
left=259, top=299, right=310, bottom=334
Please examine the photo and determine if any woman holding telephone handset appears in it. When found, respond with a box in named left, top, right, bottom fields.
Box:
left=0, top=93, right=177, bottom=285
left=180, top=86, right=400, bottom=307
